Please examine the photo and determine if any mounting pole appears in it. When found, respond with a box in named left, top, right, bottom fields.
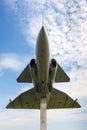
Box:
left=40, top=98, right=47, bottom=130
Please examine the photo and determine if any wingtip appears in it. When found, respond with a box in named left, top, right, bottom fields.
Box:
left=68, top=77, right=70, bottom=82
left=16, top=77, right=19, bottom=83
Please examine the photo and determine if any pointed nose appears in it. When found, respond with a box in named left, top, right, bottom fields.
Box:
left=40, top=26, right=46, bottom=33
left=41, top=26, right=45, bottom=30
left=38, top=26, right=47, bottom=39
left=37, top=26, right=49, bottom=50
left=37, top=26, right=49, bottom=46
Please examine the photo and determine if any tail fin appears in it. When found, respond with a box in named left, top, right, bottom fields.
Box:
left=47, top=87, right=81, bottom=109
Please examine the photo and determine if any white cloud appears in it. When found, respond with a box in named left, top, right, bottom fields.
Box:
left=0, top=53, right=31, bottom=73
left=0, top=53, right=22, bottom=71
left=47, top=105, right=87, bottom=123
left=0, top=110, right=39, bottom=130
left=0, top=105, right=87, bottom=130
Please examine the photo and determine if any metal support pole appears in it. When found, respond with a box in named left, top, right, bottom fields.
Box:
left=40, top=98, right=47, bottom=130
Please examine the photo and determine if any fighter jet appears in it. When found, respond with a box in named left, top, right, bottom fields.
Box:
left=6, top=26, right=81, bottom=109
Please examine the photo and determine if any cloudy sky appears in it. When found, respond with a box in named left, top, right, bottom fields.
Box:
left=0, top=0, right=87, bottom=130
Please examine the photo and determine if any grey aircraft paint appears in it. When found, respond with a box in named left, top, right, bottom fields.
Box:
left=6, top=26, right=81, bottom=109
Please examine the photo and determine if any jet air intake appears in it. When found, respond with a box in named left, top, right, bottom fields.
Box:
left=49, top=59, right=58, bottom=84
left=29, top=59, right=38, bottom=87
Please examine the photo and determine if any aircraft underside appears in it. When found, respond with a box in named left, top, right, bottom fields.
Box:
left=6, top=26, right=81, bottom=109
left=6, top=58, right=80, bottom=109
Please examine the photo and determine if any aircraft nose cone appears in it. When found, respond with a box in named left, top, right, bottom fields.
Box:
left=39, top=26, right=46, bottom=35
left=37, top=26, right=48, bottom=42
left=41, top=26, right=45, bottom=31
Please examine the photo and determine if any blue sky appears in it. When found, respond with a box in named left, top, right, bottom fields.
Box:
left=0, top=0, right=87, bottom=130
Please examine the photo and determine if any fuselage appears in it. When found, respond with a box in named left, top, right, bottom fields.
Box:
left=36, top=26, right=50, bottom=90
